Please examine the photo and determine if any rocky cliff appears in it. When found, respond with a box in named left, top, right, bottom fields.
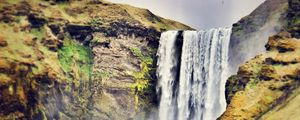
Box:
left=222, top=31, right=300, bottom=119
left=223, top=0, right=300, bottom=119
left=228, top=0, right=288, bottom=74
left=0, top=0, right=192, bottom=119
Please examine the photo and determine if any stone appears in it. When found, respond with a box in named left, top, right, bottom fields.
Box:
left=65, top=24, right=93, bottom=42
left=0, top=36, right=8, bottom=47
left=28, top=13, right=47, bottom=28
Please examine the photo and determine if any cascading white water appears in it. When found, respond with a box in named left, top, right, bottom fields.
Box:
left=157, top=31, right=180, bottom=120
left=157, top=28, right=231, bottom=120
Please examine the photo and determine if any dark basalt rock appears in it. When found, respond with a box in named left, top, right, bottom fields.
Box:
left=277, top=45, right=295, bottom=52
left=48, top=24, right=65, bottom=40
left=264, top=57, right=297, bottom=65
left=52, top=0, right=69, bottom=3
left=225, top=75, right=241, bottom=104
left=287, top=0, right=300, bottom=38
left=65, top=24, right=93, bottom=43
left=99, top=21, right=161, bottom=49
left=225, top=66, right=254, bottom=104
left=88, top=0, right=103, bottom=4
left=104, top=21, right=160, bottom=39
left=28, top=13, right=47, bottom=28
left=48, top=24, right=61, bottom=35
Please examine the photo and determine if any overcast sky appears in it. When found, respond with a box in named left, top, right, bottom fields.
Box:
left=108, top=0, right=265, bottom=30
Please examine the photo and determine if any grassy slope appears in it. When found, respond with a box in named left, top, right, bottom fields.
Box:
left=261, top=87, right=300, bottom=120
left=223, top=0, right=300, bottom=119
left=222, top=32, right=300, bottom=120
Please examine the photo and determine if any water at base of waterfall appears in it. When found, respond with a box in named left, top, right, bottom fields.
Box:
left=157, top=28, right=231, bottom=120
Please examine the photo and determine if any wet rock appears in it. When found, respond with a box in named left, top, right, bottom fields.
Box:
left=225, top=75, right=241, bottom=104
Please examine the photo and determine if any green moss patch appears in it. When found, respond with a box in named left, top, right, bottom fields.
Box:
left=58, top=37, right=93, bottom=80
left=127, top=46, right=157, bottom=110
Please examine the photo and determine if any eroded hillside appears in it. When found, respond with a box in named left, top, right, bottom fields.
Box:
left=222, top=0, right=300, bottom=119
left=222, top=31, right=300, bottom=119
left=0, top=0, right=192, bottom=119
left=228, top=0, right=288, bottom=74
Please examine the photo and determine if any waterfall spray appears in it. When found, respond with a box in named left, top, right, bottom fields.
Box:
left=157, top=28, right=231, bottom=120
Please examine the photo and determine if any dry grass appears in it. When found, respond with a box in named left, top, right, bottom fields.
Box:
left=222, top=36, right=300, bottom=120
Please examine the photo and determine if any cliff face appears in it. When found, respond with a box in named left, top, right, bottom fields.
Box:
left=223, top=0, right=300, bottom=119
left=0, top=0, right=192, bottom=119
left=222, top=32, right=300, bottom=119
left=228, top=0, right=288, bottom=74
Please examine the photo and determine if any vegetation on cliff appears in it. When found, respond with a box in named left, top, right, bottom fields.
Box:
left=0, top=0, right=192, bottom=119
left=222, top=31, right=300, bottom=119
left=223, top=0, right=300, bottom=119
left=287, top=0, right=300, bottom=38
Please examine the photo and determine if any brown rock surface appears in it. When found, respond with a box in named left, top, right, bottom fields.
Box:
left=222, top=32, right=300, bottom=120
left=0, top=0, right=192, bottom=119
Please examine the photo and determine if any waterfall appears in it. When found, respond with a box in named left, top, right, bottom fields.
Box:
left=157, top=28, right=231, bottom=120
left=157, top=31, right=181, bottom=120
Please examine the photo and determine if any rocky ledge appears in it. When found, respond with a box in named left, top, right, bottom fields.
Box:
left=0, top=0, right=192, bottom=119
left=222, top=0, right=300, bottom=119
left=222, top=31, right=300, bottom=120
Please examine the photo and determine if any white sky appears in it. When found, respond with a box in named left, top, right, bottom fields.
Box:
left=107, top=0, right=266, bottom=30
